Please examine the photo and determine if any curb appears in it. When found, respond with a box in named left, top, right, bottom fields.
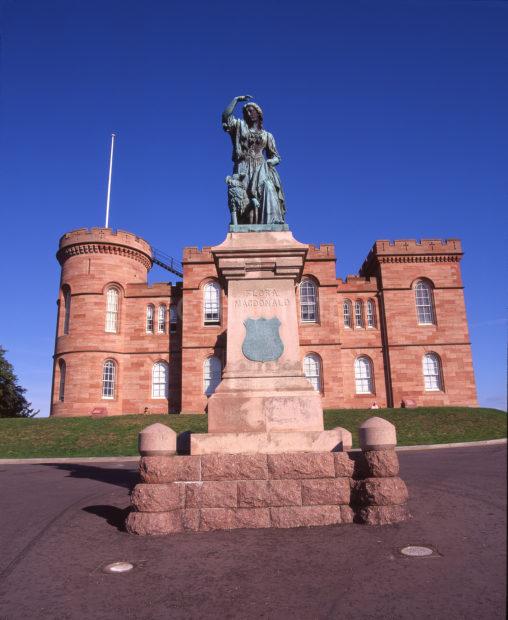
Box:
left=0, top=438, right=505, bottom=465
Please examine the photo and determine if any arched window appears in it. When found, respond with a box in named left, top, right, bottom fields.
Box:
left=355, top=356, right=374, bottom=394
left=366, top=299, right=376, bottom=328
left=343, top=299, right=352, bottom=328
left=415, top=281, right=435, bottom=325
left=300, top=279, right=318, bottom=323
left=354, top=300, right=364, bottom=328
left=146, top=304, right=155, bottom=333
left=152, top=361, right=169, bottom=398
left=102, top=360, right=116, bottom=399
left=422, top=353, right=443, bottom=391
left=170, top=306, right=178, bottom=333
left=303, top=354, right=322, bottom=392
left=105, top=287, right=119, bottom=333
left=204, top=282, right=220, bottom=325
left=204, top=356, right=222, bottom=396
left=63, top=287, right=71, bottom=335
left=58, top=359, right=66, bottom=402
left=157, top=305, right=166, bottom=333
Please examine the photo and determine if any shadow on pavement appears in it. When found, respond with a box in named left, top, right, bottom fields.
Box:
left=44, top=463, right=138, bottom=489
left=83, top=505, right=131, bottom=531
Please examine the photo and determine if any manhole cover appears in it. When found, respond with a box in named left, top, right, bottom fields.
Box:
left=399, top=545, right=434, bottom=557
left=103, top=561, right=134, bottom=573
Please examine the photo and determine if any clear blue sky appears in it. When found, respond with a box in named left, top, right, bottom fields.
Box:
left=0, top=0, right=506, bottom=415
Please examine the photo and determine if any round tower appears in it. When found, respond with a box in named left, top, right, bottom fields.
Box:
left=50, top=227, right=153, bottom=416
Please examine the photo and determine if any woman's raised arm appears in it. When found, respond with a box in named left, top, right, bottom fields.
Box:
left=222, top=95, right=254, bottom=125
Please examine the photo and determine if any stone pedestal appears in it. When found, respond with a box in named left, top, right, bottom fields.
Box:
left=191, top=230, right=350, bottom=454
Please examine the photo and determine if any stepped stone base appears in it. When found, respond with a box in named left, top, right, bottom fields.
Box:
left=125, top=449, right=410, bottom=535
left=190, top=427, right=352, bottom=455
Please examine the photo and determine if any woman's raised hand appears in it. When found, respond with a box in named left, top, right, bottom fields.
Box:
left=236, top=95, right=254, bottom=102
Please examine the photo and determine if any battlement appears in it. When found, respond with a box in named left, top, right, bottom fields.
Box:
left=338, top=275, right=378, bottom=293
left=307, top=243, right=336, bottom=260
left=59, top=227, right=152, bottom=256
left=360, top=238, right=463, bottom=275
left=182, top=246, right=214, bottom=262
left=125, top=282, right=172, bottom=298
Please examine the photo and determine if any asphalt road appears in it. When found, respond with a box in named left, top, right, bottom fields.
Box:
left=0, top=445, right=506, bottom=620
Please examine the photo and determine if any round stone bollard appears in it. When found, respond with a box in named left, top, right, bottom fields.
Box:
left=359, top=416, right=397, bottom=451
left=138, top=423, right=177, bottom=456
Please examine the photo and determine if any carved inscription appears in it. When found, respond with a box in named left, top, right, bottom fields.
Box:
left=234, top=288, right=290, bottom=309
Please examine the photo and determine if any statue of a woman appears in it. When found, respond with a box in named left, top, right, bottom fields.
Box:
left=222, top=95, right=286, bottom=225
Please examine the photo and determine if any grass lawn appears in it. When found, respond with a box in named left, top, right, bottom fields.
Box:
left=0, top=407, right=505, bottom=459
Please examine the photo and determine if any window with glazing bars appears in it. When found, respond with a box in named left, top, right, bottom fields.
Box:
left=157, top=305, right=166, bottom=333
left=354, top=300, right=364, bottom=328
left=63, top=288, right=71, bottom=335
left=415, top=281, right=435, bottom=324
left=300, top=279, right=318, bottom=322
left=204, top=283, right=220, bottom=324
left=204, top=356, right=222, bottom=395
left=343, top=300, right=352, bottom=328
left=102, top=360, right=116, bottom=399
left=170, top=306, right=178, bottom=333
left=303, top=354, right=321, bottom=391
left=355, top=356, right=373, bottom=394
left=146, top=305, right=154, bottom=333
left=105, top=288, right=119, bottom=333
left=367, top=299, right=376, bottom=328
left=423, top=353, right=442, bottom=391
left=152, top=361, right=169, bottom=398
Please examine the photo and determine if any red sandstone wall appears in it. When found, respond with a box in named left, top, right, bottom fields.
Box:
left=51, top=231, right=477, bottom=416
left=181, top=247, right=227, bottom=413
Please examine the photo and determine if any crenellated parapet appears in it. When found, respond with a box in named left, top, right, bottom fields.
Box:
left=57, top=227, right=152, bottom=270
left=182, top=246, right=214, bottom=263
left=307, top=243, right=336, bottom=260
left=338, top=275, right=378, bottom=293
left=360, top=238, right=463, bottom=276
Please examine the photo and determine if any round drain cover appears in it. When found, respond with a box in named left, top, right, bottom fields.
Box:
left=400, top=545, right=434, bottom=557
left=104, top=561, right=134, bottom=573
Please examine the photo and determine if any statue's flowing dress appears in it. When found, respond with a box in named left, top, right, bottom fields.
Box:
left=223, top=115, right=286, bottom=224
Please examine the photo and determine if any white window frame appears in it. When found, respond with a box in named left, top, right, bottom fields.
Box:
left=146, top=304, right=155, bottom=333
left=203, top=356, right=222, bottom=396
left=355, top=356, right=374, bottom=394
left=367, top=299, right=376, bottom=328
left=303, top=354, right=322, bottom=392
left=63, top=288, right=71, bottom=335
left=354, top=300, right=364, bottom=328
left=152, top=361, right=169, bottom=399
left=105, top=288, right=119, bottom=333
left=343, top=300, right=352, bottom=329
left=423, top=353, right=443, bottom=391
left=415, top=281, right=435, bottom=325
left=58, top=359, right=66, bottom=402
left=102, top=360, right=116, bottom=399
left=157, top=305, right=166, bottom=334
left=300, top=279, right=319, bottom=323
left=203, top=282, right=221, bottom=325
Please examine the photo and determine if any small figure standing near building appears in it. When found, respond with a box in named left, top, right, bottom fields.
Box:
left=370, top=402, right=379, bottom=410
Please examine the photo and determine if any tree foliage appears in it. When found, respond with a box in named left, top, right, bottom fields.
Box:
left=0, top=347, right=39, bottom=418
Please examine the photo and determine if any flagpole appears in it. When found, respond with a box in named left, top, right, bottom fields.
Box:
left=105, top=133, right=116, bottom=228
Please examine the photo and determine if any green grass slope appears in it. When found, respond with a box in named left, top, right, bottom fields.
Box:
left=0, top=407, right=505, bottom=459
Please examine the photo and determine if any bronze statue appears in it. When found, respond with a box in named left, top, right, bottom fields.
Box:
left=222, top=95, right=286, bottom=226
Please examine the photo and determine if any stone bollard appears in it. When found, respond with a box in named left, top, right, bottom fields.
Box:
left=138, top=423, right=177, bottom=457
left=353, top=417, right=410, bottom=525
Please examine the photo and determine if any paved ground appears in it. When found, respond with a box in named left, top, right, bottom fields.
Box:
left=0, top=445, right=505, bottom=620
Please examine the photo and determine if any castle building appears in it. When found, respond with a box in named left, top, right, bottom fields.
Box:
left=50, top=227, right=477, bottom=416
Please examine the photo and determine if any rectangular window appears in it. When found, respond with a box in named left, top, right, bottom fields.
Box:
left=170, top=306, right=178, bottom=333
left=355, top=301, right=364, bottom=328
left=158, top=306, right=166, bottom=333
left=146, top=306, right=154, bottom=333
